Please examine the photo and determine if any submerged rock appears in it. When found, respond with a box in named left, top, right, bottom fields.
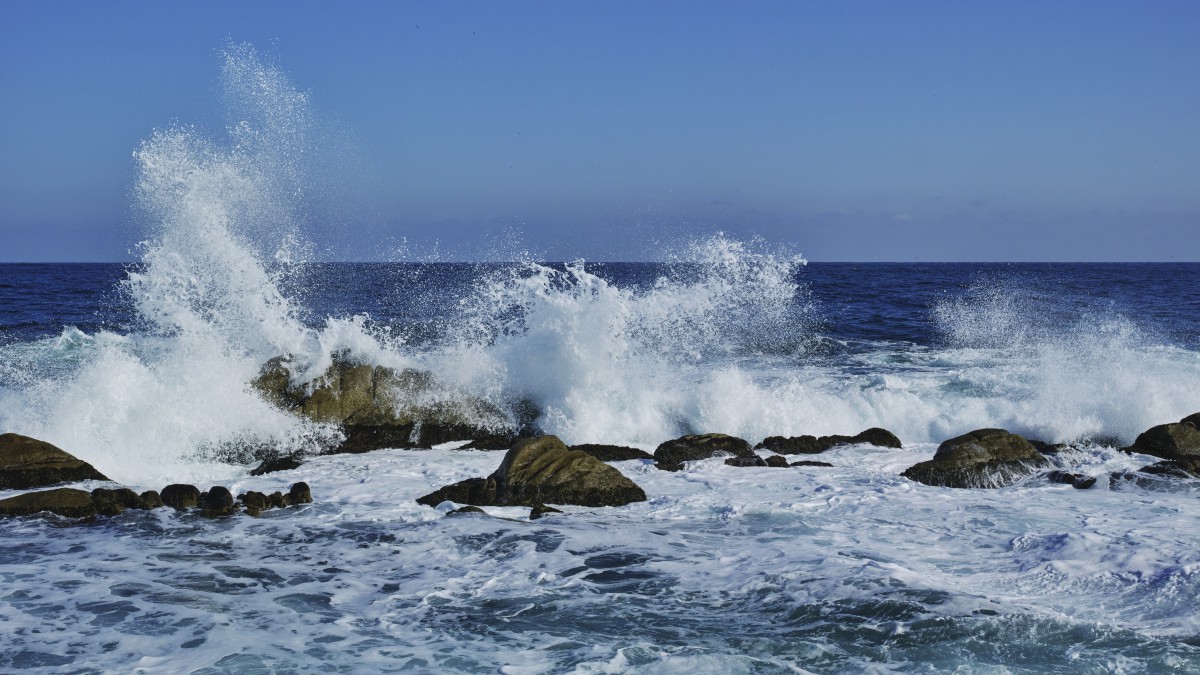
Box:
left=901, top=429, right=1050, bottom=489
left=653, top=433, right=755, bottom=471
left=755, top=427, right=902, bottom=455
left=1123, top=415, right=1200, bottom=461
left=790, top=460, right=834, bottom=467
left=570, top=444, right=653, bottom=462
left=417, top=435, right=647, bottom=508
left=0, top=488, right=97, bottom=519
left=0, top=433, right=109, bottom=489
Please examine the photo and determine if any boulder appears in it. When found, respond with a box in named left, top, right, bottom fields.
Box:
left=161, top=484, right=201, bottom=510
left=755, top=427, right=902, bottom=455
left=267, top=491, right=289, bottom=508
left=724, top=456, right=767, bottom=467
left=250, top=455, right=304, bottom=476
left=140, top=490, right=164, bottom=509
left=570, top=444, right=653, bottom=462
left=654, top=433, right=755, bottom=471
left=90, top=488, right=147, bottom=516
left=901, top=429, right=1050, bottom=488
left=0, top=488, right=97, bottom=519
left=764, top=455, right=790, bottom=468
left=287, top=482, right=313, bottom=505
left=1124, top=415, right=1200, bottom=460
left=239, top=491, right=268, bottom=516
left=417, top=435, right=647, bottom=508
left=200, top=486, right=237, bottom=517
left=0, top=433, right=109, bottom=489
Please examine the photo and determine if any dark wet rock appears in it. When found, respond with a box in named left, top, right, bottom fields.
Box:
left=239, top=491, right=269, bottom=511
left=724, top=456, right=768, bottom=467
left=1029, top=440, right=1067, bottom=455
left=1182, top=412, right=1200, bottom=428
left=1124, top=417, right=1200, bottom=461
left=0, top=433, right=109, bottom=489
left=1138, top=459, right=1200, bottom=479
left=200, top=486, right=237, bottom=517
left=530, top=504, right=563, bottom=520
left=0, top=488, right=97, bottom=519
left=790, top=460, right=834, bottom=467
left=288, top=482, right=312, bottom=505
left=570, top=444, right=653, bottom=462
left=901, top=428, right=1050, bottom=489
left=446, top=505, right=486, bottom=516
left=250, top=455, right=304, bottom=476
left=140, top=490, right=163, bottom=509
left=755, top=428, right=902, bottom=455
left=160, top=484, right=201, bottom=510
left=654, top=433, right=755, bottom=471
left=253, top=357, right=515, bottom=454
left=764, top=454, right=790, bottom=468
left=1045, top=470, right=1097, bottom=489
left=90, top=487, right=147, bottom=516
left=459, top=434, right=520, bottom=450
left=417, top=435, right=647, bottom=508
left=267, top=491, right=289, bottom=508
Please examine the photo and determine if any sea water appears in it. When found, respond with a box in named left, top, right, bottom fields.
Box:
left=1, top=45, right=1199, bottom=673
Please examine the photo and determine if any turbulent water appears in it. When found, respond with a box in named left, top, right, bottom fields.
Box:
left=2, top=45, right=1199, bottom=673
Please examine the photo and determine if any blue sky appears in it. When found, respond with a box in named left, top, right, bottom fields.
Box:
left=1, top=1, right=1197, bottom=261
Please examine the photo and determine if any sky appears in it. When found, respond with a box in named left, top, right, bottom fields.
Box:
left=1, top=0, right=1197, bottom=262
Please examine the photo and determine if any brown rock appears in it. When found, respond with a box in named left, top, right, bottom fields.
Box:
left=901, top=429, right=1049, bottom=488
left=0, top=488, right=97, bottom=519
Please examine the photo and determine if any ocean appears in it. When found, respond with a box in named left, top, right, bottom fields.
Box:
left=2, top=45, right=1199, bottom=674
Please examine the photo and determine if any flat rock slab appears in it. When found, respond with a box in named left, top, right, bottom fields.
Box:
left=0, top=433, right=109, bottom=489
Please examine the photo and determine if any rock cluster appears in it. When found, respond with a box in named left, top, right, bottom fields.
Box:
left=0, top=481, right=310, bottom=520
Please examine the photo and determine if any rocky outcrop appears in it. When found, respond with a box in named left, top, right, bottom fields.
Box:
left=756, top=427, right=902, bottom=455
left=0, top=488, right=98, bottom=518
left=253, top=357, right=519, bottom=453
left=570, top=444, right=653, bottom=462
left=901, top=428, right=1050, bottom=488
left=0, top=433, right=109, bottom=489
left=417, top=435, right=647, bottom=508
left=1123, top=414, right=1200, bottom=461
left=653, top=433, right=755, bottom=471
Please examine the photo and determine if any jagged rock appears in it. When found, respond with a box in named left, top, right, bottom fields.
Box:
left=764, top=455, right=790, bottom=468
left=0, top=488, right=97, bottom=519
left=724, top=456, right=767, bottom=467
left=790, top=460, right=834, bottom=467
left=161, top=484, right=201, bottom=510
left=250, top=455, right=304, bottom=476
left=654, top=433, right=755, bottom=471
left=91, top=488, right=147, bottom=516
left=901, top=429, right=1050, bottom=488
left=755, top=428, right=902, bottom=455
left=200, top=486, right=237, bottom=517
left=0, top=433, right=109, bottom=489
left=417, top=435, right=647, bottom=508
left=1123, top=415, right=1200, bottom=460
left=530, top=504, right=563, bottom=520
left=1045, top=470, right=1097, bottom=489
left=252, top=357, right=515, bottom=454
left=570, top=444, right=653, bottom=462
left=140, top=490, right=164, bottom=509
left=288, top=482, right=312, bottom=505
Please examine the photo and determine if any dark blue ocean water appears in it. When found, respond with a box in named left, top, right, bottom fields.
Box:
left=3, top=262, right=1198, bottom=350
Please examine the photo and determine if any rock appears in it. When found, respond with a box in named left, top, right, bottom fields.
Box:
left=90, top=488, right=147, bottom=516
left=267, top=491, right=289, bottom=508
left=755, top=428, right=902, bottom=455
left=790, top=460, right=834, bottom=467
left=0, top=488, right=97, bottom=519
left=161, top=484, right=201, bottom=510
left=570, top=444, right=653, bottom=462
left=1029, top=440, right=1067, bottom=455
left=200, top=486, right=237, bottom=517
left=529, top=504, right=563, bottom=520
left=1045, top=470, right=1097, bottom=489
left=724, top=456, right=767, bottom=467
left=1124, top=417, right=1200, bottom=460
left=459, top=434, right=520, bottom=450
left=252, top=357, right=515, bottom=454
left=239, top=491, right=269, bottom=511
left=288, top=482, right=312, bottom=505
left=140, top=490, right=164, bottom=509
left=654, top=433, right=755, bottom=471
left=447, top=505, right=486, bottom=516
left=0, top=433, right=110, bottom=489
left=417, top=435, right=647, bottom=508
left=1182, top=412, right=1200, bottom=428
left=901, top=429, right=1050, bottom=489
left=764, top=454, right=790, bottom=467
left=1138, top=459, right=1200, bottom=479
left=250, top=455, right=304, bottom=476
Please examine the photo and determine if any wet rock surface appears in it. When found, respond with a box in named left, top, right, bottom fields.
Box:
left=901, top=429, right=1050, bottom=488
left=653, top=433, right=755, bottom=471
left=1123, top=414, right=1200, bottom=461
left=755, top=427, right=902, bottom=455
left=569, top=444, right=653, bottom=462
left=0, top=433, right=110, bottom=489
left=0, top=488, right=98, bottom=519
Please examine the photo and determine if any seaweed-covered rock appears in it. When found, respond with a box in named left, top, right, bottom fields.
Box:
left=755, top=427, right=902, bottom=455
left=0, top=488, right=97, bottom=519
left=161, top=484, right=201, bottom=510
left=0, top=433, right=109, bottom=489
left=901, top=429, right=1050, bottom=488
left=1124, top=416, right=1200, bottom=460
left=570, top=444, right=653, bottom=462
left=417, top=435, right=647, bottom=508
left=91, top=487, right=147, bottom=516
left=654, top=433, right=755, bottom=471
